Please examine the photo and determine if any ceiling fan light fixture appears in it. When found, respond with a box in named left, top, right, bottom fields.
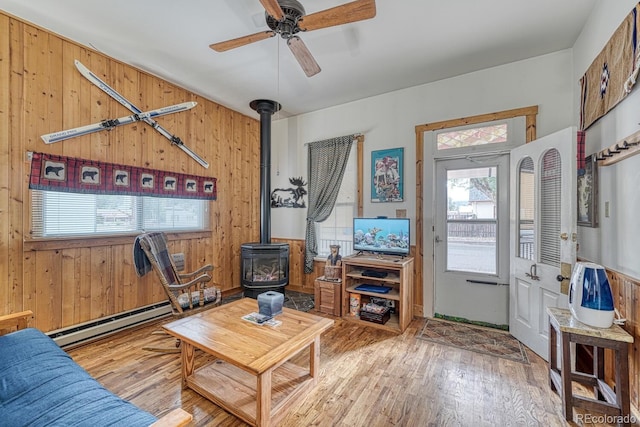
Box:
left=266, top=0, right=305, bottom=37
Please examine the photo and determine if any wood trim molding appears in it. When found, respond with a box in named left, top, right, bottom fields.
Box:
left=23, top=231, right=212, bottom=251
left=356, top=136, right=364, bottom=216
left=415, top=105, right=538, bottom=141
left=414, top=128, right=424, bottom=316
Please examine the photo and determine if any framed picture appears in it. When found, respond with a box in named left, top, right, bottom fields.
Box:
left=371, top=147, right=403, bottom=202
left=577, top=154, right=598, bottom=227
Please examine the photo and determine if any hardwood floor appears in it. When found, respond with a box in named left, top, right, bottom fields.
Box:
left=66, top=312, right=625, bottom=426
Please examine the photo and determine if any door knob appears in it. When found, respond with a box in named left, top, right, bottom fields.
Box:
left=560, top=233, right=569, bottom=240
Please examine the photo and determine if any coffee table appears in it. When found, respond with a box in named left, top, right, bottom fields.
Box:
left=163, top=298, right=334, bottom=427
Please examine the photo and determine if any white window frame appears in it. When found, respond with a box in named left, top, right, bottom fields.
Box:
left=316, top=142, right=359, bottom=257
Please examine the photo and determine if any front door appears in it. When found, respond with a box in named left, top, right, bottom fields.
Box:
left=509, top=127, right=577, bottom=359
left=434, top=154, right=510, bottom=326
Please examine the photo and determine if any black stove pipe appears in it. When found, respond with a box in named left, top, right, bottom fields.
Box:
left=249, top=99, right=281, bottom=244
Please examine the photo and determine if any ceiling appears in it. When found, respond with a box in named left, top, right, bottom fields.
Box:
left=0, top=0, right=597, bottom=119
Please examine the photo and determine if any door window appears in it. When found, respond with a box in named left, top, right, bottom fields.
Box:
left=517, top=157, right=535, bottom=260
left=539, top=149, right=561, bottom=267
left=446, top=167, right=497, bottom=274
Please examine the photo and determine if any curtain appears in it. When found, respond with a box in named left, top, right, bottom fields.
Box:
left=304, top=134, right=354, bottom=273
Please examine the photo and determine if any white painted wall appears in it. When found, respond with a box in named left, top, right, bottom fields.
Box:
left=572, top=0, right=640, bottom=279
left=270, top=49, right=576, bottom=316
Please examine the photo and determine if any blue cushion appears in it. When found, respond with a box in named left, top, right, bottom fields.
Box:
left=0, top=328, right=157, bottom=427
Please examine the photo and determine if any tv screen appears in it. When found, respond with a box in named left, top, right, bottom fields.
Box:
left=353, top=217, right=410, bottom=256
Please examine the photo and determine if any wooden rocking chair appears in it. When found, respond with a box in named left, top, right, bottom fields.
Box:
left=135, top=232, right=222, bottom=353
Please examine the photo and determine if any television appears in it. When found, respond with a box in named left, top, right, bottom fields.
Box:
left=353, top=217, right=410, bottom=256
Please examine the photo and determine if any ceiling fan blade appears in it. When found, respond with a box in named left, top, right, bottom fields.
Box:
left=259, top=0, right=284, bottom=20
left=298, top=0, right=376, bottom=32
left=209, top=31, right=275, bottom=52
left=287, top=36, right=321, bottom=77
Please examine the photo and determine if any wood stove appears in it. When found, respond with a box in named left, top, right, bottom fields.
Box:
left=241, top=243, right=289, bottom=299
left=241, top=99, right=290, bottom=298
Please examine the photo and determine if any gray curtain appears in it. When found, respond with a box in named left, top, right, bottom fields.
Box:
left=304, top=134, right=354, bottom=273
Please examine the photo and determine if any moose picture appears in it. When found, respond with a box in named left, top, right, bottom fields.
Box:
left=270, top=177, right=307, bottom=208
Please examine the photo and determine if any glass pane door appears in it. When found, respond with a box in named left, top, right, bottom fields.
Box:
left=434, top=155, right=510, bottom=326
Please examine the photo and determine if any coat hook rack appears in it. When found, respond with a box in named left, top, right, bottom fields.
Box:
left=595, top=129, right=640, bottom=166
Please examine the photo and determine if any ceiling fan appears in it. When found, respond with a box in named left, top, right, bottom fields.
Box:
left=209, top=0, right=377, bottom=77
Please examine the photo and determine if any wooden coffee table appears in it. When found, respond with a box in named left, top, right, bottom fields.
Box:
left=163, top=298, right=334, bottom=427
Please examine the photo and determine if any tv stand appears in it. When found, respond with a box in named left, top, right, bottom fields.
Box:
left=354, top=251, right=406, bottom=259
left=341, top=255, right=414, bottom=333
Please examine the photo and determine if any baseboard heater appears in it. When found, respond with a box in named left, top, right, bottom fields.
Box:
left=48, top=302, right=172, bottom=349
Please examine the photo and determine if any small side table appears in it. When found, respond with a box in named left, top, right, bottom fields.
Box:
left=314, top=276, right=342, bottom=316
left=547, top=307, right=633, bottom=424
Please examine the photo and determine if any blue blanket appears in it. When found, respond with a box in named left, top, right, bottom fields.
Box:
left=0, top=328, right=157, bottom=427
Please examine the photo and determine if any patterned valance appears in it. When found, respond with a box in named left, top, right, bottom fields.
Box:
left=29, top=152, right=217, bottom=200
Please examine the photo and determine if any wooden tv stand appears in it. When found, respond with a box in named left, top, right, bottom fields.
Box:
left=341, top=254, right=413, bottom=333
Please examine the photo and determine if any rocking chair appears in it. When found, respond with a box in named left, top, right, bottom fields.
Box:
left=134, top=232, right=222, bottom=353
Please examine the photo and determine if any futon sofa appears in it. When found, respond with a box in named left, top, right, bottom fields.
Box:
left=0, top=311, right=191, bottom=427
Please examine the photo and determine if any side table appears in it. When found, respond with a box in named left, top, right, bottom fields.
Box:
left=314, top=276, right=342, bottom=316
left=547, top=307, right=634, bottom=425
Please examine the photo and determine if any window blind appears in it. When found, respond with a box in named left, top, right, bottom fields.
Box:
left=539, top=149, right=561, bottom=267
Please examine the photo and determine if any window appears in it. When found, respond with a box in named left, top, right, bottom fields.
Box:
left=316, top=143, right=358, bottom=257
left=437, top=124, right=507, bottom=150
left=517, top=157, right=535, bottom=260
left=31, top=190, right=208, bottom=237
left=539, top=149, right=561, bottom=267
left=432, top=118, right=525, bottom=158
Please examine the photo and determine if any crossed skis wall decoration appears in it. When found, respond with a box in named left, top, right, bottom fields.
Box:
left=41, top=60, right=209, bottom=169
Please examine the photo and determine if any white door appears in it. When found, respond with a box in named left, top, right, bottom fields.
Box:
left=434, top=154, right=510, bottom=326
left=509, top=127, right=577, bottom=359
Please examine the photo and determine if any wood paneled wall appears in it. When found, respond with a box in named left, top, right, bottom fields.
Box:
left=606, top=268, right=640, bottom=410
left=272, top=238, right=319, bottom=294
left=0, top=12, right=263, bottom=332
